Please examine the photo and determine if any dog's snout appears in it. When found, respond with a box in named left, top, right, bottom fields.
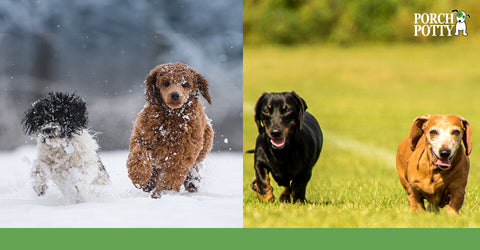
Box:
left=270, top=129, right=282, bottom=138
left=439, top=148, right=451, bottom=158
left=171, top=92, right=180, bottom=101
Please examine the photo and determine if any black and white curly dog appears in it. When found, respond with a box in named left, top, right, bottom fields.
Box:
left=22, top=92, right=110, bottom=202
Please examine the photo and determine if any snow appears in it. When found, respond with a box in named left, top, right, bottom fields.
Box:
left=0, top=146, right=242, bottom=228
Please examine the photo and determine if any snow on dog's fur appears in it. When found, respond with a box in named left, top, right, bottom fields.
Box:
left=127, top=62, right=213, bottom=199
left=22, top=92, right=110, bottom=203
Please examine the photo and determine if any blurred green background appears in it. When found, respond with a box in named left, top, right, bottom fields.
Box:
left=244, top=0, right=480, bottom=45
left=243, top=0, right=480, bottom=227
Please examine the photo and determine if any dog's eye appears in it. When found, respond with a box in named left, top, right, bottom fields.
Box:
left=164, top=82, right=170, bottom=87
left=181, top=82, right=188, bottom=88
left=429, top=130, right=438, bottom=136
left=452, top=129, right=461, bottom=136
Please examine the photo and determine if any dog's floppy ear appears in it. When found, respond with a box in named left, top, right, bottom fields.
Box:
left=254, top=93, right=267, bottom=134
left=145, top=65, right=162, bottom=105
left=291, top=91, right=307, bottom=131
left=22, top=104, right=37, bottom=136
left=190, top=67, right=212, bottom=105
left=408, top=114, right=430, bottom=150
left=460, top=117, right=472, bottom=155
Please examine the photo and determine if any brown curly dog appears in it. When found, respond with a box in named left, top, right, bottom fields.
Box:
left=127, top=62, right=214, bottom=198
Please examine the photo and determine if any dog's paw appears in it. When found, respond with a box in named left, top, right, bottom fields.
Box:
left=279, top=194, right=291, bottom=203
left=142, top=181, right=156, bottom=193
left=292, top=197, right=306, bottom=204
left=184, top=168, right=201, bottom=193
left=151, top=191, right=162, bottom=199
left=445, top=205, right=460, bottom=215
left=257, top=188, right=275, bottom=202
left=250, top=180, right=258, bottom=192
left=33, top=185, right=47, bottom=196
left=141, top=168, right=161, bottom=193
left=257, top=193, right=275, bottom=202
left=184, top=182, right=199, bottom=193
left=279, top=187, right=292, bottom=203
left=252, top=180, right=275, bottom=202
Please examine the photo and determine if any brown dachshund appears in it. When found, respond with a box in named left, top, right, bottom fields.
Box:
left=396, top=114, right=472, bottom=214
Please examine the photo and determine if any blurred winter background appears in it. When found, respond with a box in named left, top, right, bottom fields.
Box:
left=0, top=0, right=242, bottom=151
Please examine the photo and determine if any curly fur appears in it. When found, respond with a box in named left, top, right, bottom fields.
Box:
left=127, top=62, right=213, bottom=198
left=22, top=92, right=110, bottom=203
left=23, top=92, right=87, bottom=138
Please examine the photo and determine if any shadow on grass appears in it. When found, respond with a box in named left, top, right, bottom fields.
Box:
left=308, top=200, right=345, bottom=206
left=249, top=199, right=344, bottom=206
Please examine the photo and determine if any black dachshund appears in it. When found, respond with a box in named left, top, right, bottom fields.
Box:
left=250, top=91, right=323, bottom=203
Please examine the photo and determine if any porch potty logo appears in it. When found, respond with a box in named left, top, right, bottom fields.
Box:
left=414, top=9, right=471, bottom=37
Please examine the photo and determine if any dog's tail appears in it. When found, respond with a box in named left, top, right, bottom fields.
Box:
left=245, top=149, right=255, bottom=154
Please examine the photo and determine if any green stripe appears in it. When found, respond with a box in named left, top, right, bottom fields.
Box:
left=1, top=229, right=479, bottom=249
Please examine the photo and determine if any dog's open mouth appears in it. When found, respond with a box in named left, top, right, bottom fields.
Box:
left=431, top=149, right=452, bottom=170
left=270, top=138, right=286, bottom=149
left=435, top=158, right=451, bottom=170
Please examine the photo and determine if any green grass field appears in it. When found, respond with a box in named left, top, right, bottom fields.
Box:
left=243, top=42, right=480, bottom=227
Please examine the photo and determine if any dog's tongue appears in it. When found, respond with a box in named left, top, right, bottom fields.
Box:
left=271, top=138, right=286, bottom=148
left=435, top=159, right=451, bottom=168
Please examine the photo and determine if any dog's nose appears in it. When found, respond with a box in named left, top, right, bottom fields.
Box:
left=270, top=130, right=282, bottom=138
left=171, top=92, right=180, bottom=101
left=439, top=148, right=451, bottom=158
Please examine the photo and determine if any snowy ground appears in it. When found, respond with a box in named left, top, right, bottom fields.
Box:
left=0, top=146, right=242, bottom=228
